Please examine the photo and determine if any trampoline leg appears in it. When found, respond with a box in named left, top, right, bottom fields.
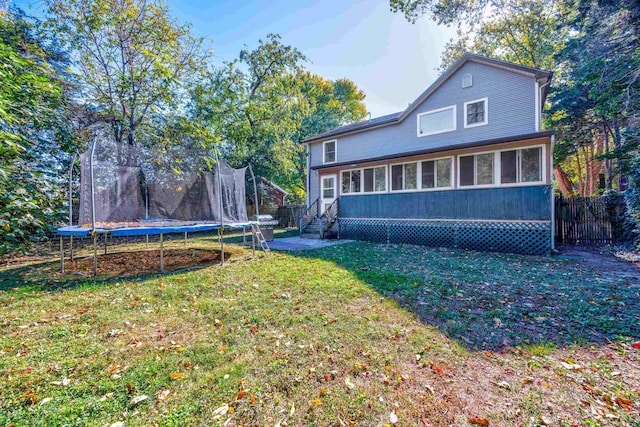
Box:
left=60, top=235, right=64, bottom=274
left=242, top=227, right=246, bottom=246
left=146, top=234, right=149, bottom=249
left=160, top=233, right=164, bottom=273
left=92, top=232, right=97, bottom=276
left=104, top=233, right=108, bottom=255
left=70, top=236, right=74, bottom=262
left=184, top=232, right=187, bottom=248
left=251, top=229, right=255, bottom=257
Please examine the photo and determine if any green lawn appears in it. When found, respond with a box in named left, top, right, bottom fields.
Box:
left=0, top=237, right=638, bottom=426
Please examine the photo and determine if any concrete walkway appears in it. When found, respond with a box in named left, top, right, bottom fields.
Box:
left=264, top=237, right=353, bottom=251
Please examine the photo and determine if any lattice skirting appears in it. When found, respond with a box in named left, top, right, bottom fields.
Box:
left=338, top=219, right=551, bottom=255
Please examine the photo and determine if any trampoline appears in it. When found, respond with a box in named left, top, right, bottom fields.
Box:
left=58, top=134, right=264, bottom=275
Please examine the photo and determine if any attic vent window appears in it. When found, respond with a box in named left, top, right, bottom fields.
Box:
left=462, top=73, right=473, bottom=88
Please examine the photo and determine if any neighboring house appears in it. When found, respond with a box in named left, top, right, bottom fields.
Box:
left=301, top=53, right=554, bottom=255
left=258, top=178, right=288, bottom=207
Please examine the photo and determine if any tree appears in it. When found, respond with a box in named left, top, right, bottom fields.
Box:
left=45, top=0, right=204, bottom=156
left=0, top=7, right=73, bottom=253
left=191, top=34, right=367, bottom=201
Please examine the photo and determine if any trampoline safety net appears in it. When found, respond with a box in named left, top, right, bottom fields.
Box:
left=78, top=140, right=248, bottom=226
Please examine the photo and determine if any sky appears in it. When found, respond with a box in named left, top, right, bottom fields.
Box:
left=13, top=0, right=456, bottom=118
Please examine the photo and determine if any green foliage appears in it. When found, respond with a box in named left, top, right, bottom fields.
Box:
left=191, top=34, right=367, bottom=201
left=45, top=0, right=205, bottom=147
left=0, top=8, right=72, bottom=255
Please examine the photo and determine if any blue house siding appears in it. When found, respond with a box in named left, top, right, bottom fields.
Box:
left=308, top=62, right=537, bottom=169
left=338, top=186, right=552, bottom=221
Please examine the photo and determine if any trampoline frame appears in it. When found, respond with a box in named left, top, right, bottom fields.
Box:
left=58, top=134, right=262, bottom=276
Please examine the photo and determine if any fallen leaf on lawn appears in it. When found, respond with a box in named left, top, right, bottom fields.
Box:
left=110, top=422, right=124, bottom=427
left=250, top=394, right=256, bottom=404
left=389, top=412, right=398, bottom=424
left=99, top=392, right=114, bottom=402
left=169, top=372, right=186, bottom=380
left=560, top=362, right=582, bottom=371
left=310, top=397, right=322, bottom=407
left=128, top=395, right=149, bottom=407
left=615, top=397, right=633, bottom=410
left=344, top=377, right=355, bottom=389
left=156, top=388, right=172, bottom=402
left=522, top=377, right=534, bottom=385
left=290, top=402, right=295, bottom=415
left=212, top=404, right=229, bottom=419
left=236, top=390, right=247, bottom=400
left=432, top=365, right=443, bottom=374
left=468, top=417, right=489, bottom=426
left=39, top=397, right=52, bottom=406
left=632, top=342, right=640, bottom=349
left=495, top=381, right=511, bottom=391
left=50, top=378, right=69, bottom=386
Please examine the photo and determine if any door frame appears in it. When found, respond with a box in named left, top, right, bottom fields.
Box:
left=320, top=174, right=337, bottom=213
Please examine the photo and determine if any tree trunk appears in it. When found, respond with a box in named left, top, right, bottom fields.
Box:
left=554, top=165, right=574, bottom=196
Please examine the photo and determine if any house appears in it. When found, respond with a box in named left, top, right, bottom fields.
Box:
left=301, top=53, right=554, bottom=255
left=258, top=177, right=288, bottom=207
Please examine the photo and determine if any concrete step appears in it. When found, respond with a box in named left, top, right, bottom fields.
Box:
left=300, top=233, right=322, bottom=239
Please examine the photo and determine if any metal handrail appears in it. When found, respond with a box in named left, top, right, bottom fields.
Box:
left=299, top=198, right=319, bottom=233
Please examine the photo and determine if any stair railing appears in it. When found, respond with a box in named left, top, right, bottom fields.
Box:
left=319, top=197, right=339, bottom=239
left=299, top=198, right=320, bottom=234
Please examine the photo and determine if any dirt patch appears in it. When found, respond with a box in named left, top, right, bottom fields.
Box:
left=64, top=248, right=227, bottom=276
left=556, top=245, right=640, bottom=280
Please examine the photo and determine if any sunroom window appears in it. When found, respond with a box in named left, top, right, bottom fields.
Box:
left=421, top=158, right=453, bottom=189
left=459, top=153, right=495, bottom=186
left=363, top=166, right=386, bottom=192
left=391, top=163, right=417, bottom=191
left=501, top=147, right=542, bottom=184
left=341, top=169, right=361, bottom=194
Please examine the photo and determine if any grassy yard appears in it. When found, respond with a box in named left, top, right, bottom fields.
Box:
left=0, top=236, right=638, bottom=426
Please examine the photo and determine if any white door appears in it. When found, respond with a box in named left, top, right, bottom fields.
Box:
left=320, top=174, right=337, bottom=213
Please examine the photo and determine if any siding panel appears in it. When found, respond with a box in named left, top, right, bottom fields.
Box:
left=339, top=186, right=551, bottom=221
left=309, top=62, right=537, bottom=168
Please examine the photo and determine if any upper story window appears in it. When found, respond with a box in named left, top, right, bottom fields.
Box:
left=464, top=98, right=488, bottom=128
left=417, top=105, right=456, bottom=137
left=500, top=147, right=543, bottom=184
left=323, top=140, right=336, bottom=164
left=462, top=73, right=473, bottom=88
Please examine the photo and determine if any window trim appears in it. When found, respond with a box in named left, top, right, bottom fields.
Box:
left=417, top=105, right=457, bottom=137
left=420, top=156, right=455, bottom=191
left=340, top=165, right=388, bottom=195
left=463, top=97, right=488, bottom=129
left=457, top=144, right=546, bottom=189
left=322, top=139, right=337, bottom=164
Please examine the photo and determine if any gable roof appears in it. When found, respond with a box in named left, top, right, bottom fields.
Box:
left=302, top=53, right=552, bottom=144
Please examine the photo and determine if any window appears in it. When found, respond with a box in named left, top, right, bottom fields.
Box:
left=417, top=106, right=456, bottom=137
left=341, top=169, right=361, bottom=194
left=464, top=98, right=487, bottom=128
left=322, top=176, right=335, bottom=199
left=459, top=153, right=495, bottom=187
left=462, top=73, right=473, bottom=88
left=501, top=147, right=542, bottom=184
left=323, top=140, right=336, bottom=164
left=421, top=157, right=453, bottom=189
left=363, top=166, right=386, bottom=193
left=391, top=162, right=417, bottom=191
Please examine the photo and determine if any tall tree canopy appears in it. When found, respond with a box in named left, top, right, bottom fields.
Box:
left=45, top=0, right=205, bottom=151
left=191, top=34, right=367, bottom=201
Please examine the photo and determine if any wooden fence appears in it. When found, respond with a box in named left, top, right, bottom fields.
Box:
left=554, top=195, right=626, bottom=245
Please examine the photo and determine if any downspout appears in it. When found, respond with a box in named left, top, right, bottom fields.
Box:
left=306, top=143, right=310, bottom=207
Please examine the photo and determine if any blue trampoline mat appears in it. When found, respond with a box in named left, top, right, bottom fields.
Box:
left=57, top=221, right=255, bottom=237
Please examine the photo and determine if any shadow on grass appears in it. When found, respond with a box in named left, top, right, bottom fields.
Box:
left=296, top=242, right=640, bottom=351
left=0, top=228, right=297, bottom=292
